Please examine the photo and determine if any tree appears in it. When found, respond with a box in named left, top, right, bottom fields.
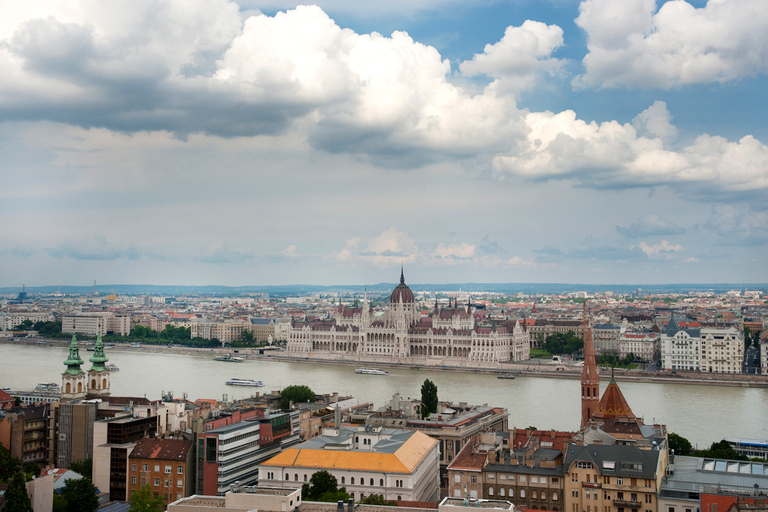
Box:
left=421, top=379, right=438, bottom=419
left=359, top=494, right=397, bottom=506
left=692, top=440, right=748, bottom=461
left=60, top=477, right=99, bottom=512
left=0, top=444, right=22, bottom=482
left=69, top=459, right=92, bottom=480
left=128, top=484, right=166, bottom=512
left=23, top=462, right=40, bottom=479
left=301, top=470, right=351, bottom=502
left=3, top=473, right=33, bottom=512
left=668, top=432, right=692, bottom=456
left=280, top=385, right=315, bottom=409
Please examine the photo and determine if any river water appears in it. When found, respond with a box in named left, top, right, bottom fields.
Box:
left=2, top=343, right=766, bottom=449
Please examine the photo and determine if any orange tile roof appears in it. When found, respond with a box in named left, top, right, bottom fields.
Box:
left=592, top=378, right=636, bottom=422
left=262, top=431, right=437, bottom=474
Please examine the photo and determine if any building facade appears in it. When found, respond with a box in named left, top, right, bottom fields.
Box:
left=286, top=271, right=529, bottom=368
left=660, top=316, right=744, bottom=373
left=128, top=438, right=195, bottom=503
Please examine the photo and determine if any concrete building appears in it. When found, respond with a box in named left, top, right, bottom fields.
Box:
left=249, top=318, right=276, bottom=343
left=196, top=410, right=301, bottom=496
left=618, top=332, right=659, bottom=362
left=168, top=487, right=302, bottom=512
left=128, top=438, right=195, bottom=503
left=62, top=313, right=131, bottom=336
left=593, top=324, right=621, bottom=356
left=660, top=315, right=744, bottom=373
left=54, top=400, right=97, bottom=468
left=0, top=311, right=54, bottom=330
left=258, top=426, right=441, bottom=502
left=286, top=270, right=530, bottom=368
left=563, top=443, right=667, bottom=512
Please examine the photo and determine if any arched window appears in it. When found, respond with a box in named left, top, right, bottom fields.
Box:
left=380, top=479, right=384, bottom=486
left=295, top=474, right=299, bottom=481
left=500, top=488, right=505, bottom=497
left=91, top=379, right=96, bottom=388
left=304, top=474, right=308, bottom=482
left=77, top=382, right=82, bottom=392
left=102, top=378, right=107, bottom=388
left=553, top=492, right=558, bottom=501
left=285, top=474, right=289, bottom=480
left=532, top=491, right=538, bottom=499
left=65, top=383, right=71, bottom=393
left=520, top=490, right=525, bottom=498
left=370, top=478, right=374, bottom=486
left=397, top=496, right=402, bottom=501
left=341, top=477, right=345, bottom=484
left=509, top=489, right=514, bottom=498
left=351, top=478, right=355, bottom=485
left=489, top=487, right=494, bottom=496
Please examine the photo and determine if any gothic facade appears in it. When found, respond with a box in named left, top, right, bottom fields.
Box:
left=286, top=271, right=530, bottom=367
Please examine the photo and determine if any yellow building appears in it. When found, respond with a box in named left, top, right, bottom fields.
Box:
left=258, top=426, right=440, bottom=502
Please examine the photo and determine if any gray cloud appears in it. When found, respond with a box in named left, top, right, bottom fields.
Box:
left=616, top=215, right=686, bottom=238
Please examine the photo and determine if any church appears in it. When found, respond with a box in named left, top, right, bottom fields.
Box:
left=285, top=270, right=530, bottom=367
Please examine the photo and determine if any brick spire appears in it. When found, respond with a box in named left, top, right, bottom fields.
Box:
left=580, top=300, right=599, bottom=428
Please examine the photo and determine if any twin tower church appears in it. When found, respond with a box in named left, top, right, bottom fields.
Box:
left=61, top=333, right=112, bottom=400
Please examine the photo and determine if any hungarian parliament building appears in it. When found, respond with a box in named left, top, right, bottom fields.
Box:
left=285, top=271, right=530, bottom=368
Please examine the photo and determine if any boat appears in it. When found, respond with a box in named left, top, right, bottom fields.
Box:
left=355, top=368, right=389, bottom=375
left=35, top=382, right=60, bottom=392
left=213, top=354, right=244, bottom=363
left=130, top=343, right=140, bottom=348
left=87, top=347, right=95, bottom=351
left=225, top=378, right=264, bottom=387
left=106, top=364, right=119, bottom=371
left=497, top=373, right=516, bottom=380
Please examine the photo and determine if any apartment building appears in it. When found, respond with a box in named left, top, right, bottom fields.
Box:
left=128, top=438, right=194, bottom=503
left=62, top=313, right=131, bottom=336
left=660, top=316, right=744, bottom=373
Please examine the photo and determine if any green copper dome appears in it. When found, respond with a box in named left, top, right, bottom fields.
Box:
left=63, top=334, right=85, bottom=376
left=89, top=332, right=109, bottom=372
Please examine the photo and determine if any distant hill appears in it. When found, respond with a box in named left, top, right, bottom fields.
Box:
left=1, top=282, right=766, bottom=296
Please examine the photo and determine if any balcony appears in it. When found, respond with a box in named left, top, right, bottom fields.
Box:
left=613, top=500, right=641, bottom=508
left=582, top=483, right=601, bottom=489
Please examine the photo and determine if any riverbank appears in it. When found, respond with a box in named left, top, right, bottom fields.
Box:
left=5, top=336, right=767, bottom=389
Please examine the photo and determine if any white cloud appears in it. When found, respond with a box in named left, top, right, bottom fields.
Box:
left=705, top=204, right=768, bottom=243
left=357, top=228, right=419, bottom=267
left=329, top=237, right=360, bottom=262
left=459, top=20, right=564, bottom=94
left=430, top=243, right=476, bottom=264
left=634, top=240, right=683, bottom=256
left=616, top=214, right=686, bottom=238
left=282, top=244, right=299, bottom=258
left=493, top=104, right=768, bottom=198
left=575, top=0, right=768, bottom=89
left=504, top=256, right=538, bottom=269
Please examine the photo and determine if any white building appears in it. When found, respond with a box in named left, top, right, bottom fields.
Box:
left=619, top=332, right=658, bottom=361
left=1, top=311, right=55, bottom=330
left=258, top=426, right=440, bottom=503
left=660, top=315, right=744, bottom=373
left=286, top=270, right=530, bottom=368
left=62, top=313, right=131, bottom=336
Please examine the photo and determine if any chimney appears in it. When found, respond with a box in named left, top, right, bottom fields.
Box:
left=348, top=497, right=354, bottom=512
left=337, top=500, right=344, bottom=512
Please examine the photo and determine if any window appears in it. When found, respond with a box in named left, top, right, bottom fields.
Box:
left=571, top=473, right=578, bottom=482
left=631, top=494, right=638, bottom=502
left=509, top=489, right=514, bottom=498
left=604, top=491, right=610, bottom=500
left=143, top=464, right=149, bottom=472
left=500, top=488, right=505, bottom=497
left=131, top=476, right=137, bottom=485
left=540, top=477, right=547, bottom=484
left=455, top=475, right=460, bottom=483
left=177, top=493, right=182, bottom=500
left=165, top=465, right=172, bottom=474
left=553, top=492, right=558, bottom=501
left=164, top=480, right=169, bottom=488
left=304, top=474, right=308, bottom=482
left=617, top=478, right=624, bottom=485
left=177, top=480, right=183, bottom=488
left=552, top=477, right=559, bottom=484
left=132, top=464, right=137, bottom=471
left=380, top=479, right=384, bottom=486
left=342, top=477, right=346, bottom=484
left=154, top=478, right=159, bottom=486
left=488, top=473, right=495, bottom=480
left=532, top=491, right=537, bottom=499
left=520, top=490, right=525, bottom=498
left=520, top=475, right=527, bottom=483
left=177, top=466, right=183, bottom=474
left=351, top=478, right=355, bottom=485
left=572, top=490, right=579, bottom=498
left=295, top=474, right=299, bottom=481
left=500, top=474, right=507, bottom=480
left=370, top=478, right=374, bottom=486
left=576, top=462, right=593, bottom=469
left=285, top=474, right=289, bottom=480
left=471, top=476, right=477, bottom=484
left=155, top=465, right=160, bottom=472
left=532, top=476, right=538, bottom=483
left=489, top=487, right=494, bottom=496
left=645, top=495, right=653, bottom=504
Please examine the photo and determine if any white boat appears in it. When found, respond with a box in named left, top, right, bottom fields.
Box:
left=35, top=382, right=60, bottom=392
left=225, top=378, right=264, bottom=387
left=130, top=343, right=140, bottom=348
left=213, top=353, right=244, bottom=363
left=355, top=368, right=389, bottom=375
left=106, top=364, right=119, bottom=371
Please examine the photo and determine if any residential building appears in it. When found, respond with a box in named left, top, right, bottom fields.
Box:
left=93, top=413, right=159, bottom=501
left=168, top=487, right=302, bottom=512
left=563, top=443, right=667, bottom=512
left=128, top=438, right=194, bottom=503
left=62, top=313, right=131, bottom=336
left=286, top=270, right=530, bottom=368
left=249, top=318, right=276, bottom=343
left=258, top=426, right=441, bottom=502
left=660, top=315, right=744, bottom=373
left=54, top=400, right=98, bottom=468
left=593, top=324, right=621, bottom=356
left=618, top=332, right=658, bottom=362
left=0, top=311, right=54, bottom=330
left=0, top=389, right=14, bottom=410
left=196, top=410, right=301, bottom=496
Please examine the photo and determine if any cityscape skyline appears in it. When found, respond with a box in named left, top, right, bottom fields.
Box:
left=2, top=0, right=767, bottom=287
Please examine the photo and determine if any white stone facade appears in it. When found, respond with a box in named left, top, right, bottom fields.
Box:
left=660, top=317, right=744, bottom=373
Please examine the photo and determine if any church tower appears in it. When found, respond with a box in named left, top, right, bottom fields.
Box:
left=580, top=301, right=599, bottom=428
left=87, top=331, right=111, bottom=396
left=62, top=334, right=87, bottom=400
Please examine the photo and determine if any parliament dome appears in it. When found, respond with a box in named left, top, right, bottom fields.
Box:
left=390, top=269, right=415, bottom=304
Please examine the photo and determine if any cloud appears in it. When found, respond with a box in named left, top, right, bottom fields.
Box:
left=704, top=204, right=768, bottom=245
left=355, top=228, right=419, bottom=267
left=616, top=214, right=686, bottom=238
left=430, top=243, right=476, bottom=264
left=478, top=236, right=507, bottom=254
left=634, top=240, right=683, bottom=257
left=574, top=0, right=768, bottom=89
left=493, top=104, right=768, bottom=200
left=503, top=256, right=538, bottom=269
left=282, top=245, right=299, bottom=258
left=45, top=236, right=142, bottom=261
left=459, top=20, right=564, bottom=94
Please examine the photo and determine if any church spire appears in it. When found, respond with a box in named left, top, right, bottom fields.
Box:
left=89, top=331, right=109, bottom=372
left=580, top=300, right=599, bottom=429
left=400, top=265, right=405, bottom=284
left=63, top=334, right=85, bottom=376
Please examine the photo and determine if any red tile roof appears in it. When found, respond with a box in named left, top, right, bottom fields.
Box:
left=129, top=438, right=193, bottom=461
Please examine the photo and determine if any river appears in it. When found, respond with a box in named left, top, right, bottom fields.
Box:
left=1, top=343, right=766, bottom=449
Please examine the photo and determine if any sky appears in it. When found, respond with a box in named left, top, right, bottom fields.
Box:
left=1, top=0, right=767, bottom=287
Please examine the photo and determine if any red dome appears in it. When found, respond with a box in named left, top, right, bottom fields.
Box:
left=390, top=269, right=415, bottom=304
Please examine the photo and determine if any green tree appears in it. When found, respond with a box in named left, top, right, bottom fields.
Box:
left=23, top=462, right=40, bottom=479
left=420, top=379, right=438, bottom=419
left=668, top=433, right=692, bottom=456
left=60, top=477, right=99, bottom=512
left=692, top=440, right=748, bottom=461
left=279, top=385, right=315, bottom=409
left=301, top=470, right=351, bottom=502
left=3, top=473, right=33, bottom=512
left=128, top=484, right=166, bottom=512
left=359, top=494, right=397, bottom=506
left=15, top=319, right=34, bottom=330
left=0, top=444, right=22, bottom=482
left=69, top=459, right=92, bottom=480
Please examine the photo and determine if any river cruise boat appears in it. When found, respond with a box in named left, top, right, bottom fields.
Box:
left=130, top=343, right=141, bottom=348
left=106, top=364, right=119, bottom=371
left=213, top=353, right=244, bottom=363
left=35, top=382, right=60, bottom=392
left=225, top=378, right=264, bottom=387
left=355, top=368, right=389, bottom=375
left=497, top=373, right=516, bottom=379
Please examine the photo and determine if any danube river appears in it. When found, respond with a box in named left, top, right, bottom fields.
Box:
left=2, top=343, right=766, bottom=448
